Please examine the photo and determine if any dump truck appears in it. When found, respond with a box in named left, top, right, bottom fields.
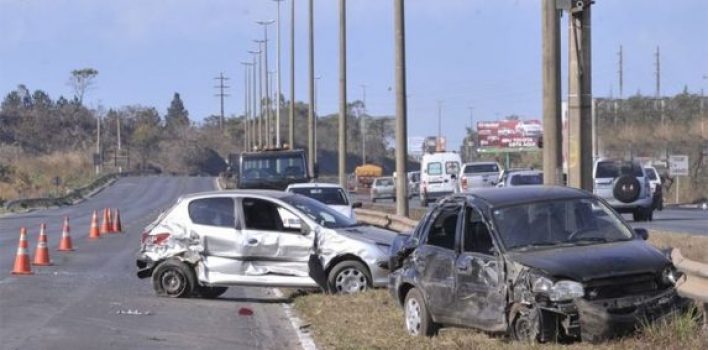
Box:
left=354, top=164, right=383, bottom=189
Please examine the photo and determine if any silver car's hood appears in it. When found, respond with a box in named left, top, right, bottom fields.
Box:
left=333, top=225, right=398, bottom=247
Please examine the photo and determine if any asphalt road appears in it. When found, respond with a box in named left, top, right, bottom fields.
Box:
left=0, top=176, right=301, bottom=350
left=353, top=193, right=708, bottom=236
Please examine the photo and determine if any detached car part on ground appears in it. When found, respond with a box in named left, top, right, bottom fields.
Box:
left=136, top=190, right=396, bottom=297
left=388, top=186, right=691, bottom=343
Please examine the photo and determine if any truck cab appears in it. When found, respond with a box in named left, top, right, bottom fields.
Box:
left=231, top=148, right=312, bottom=190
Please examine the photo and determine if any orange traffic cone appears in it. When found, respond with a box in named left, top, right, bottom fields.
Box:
left=112, top=209, right=122, bottom=233
left=33, top=223, right=52, bottom=266
left=58, top=216, right=74, bottom=251
left=106, top=208, right=114, bottom=233
left=11, top=227, right=33, bottom=275
left=89, top=210, right=101, bottom=240
left=100, top=208, right=110, bottom=234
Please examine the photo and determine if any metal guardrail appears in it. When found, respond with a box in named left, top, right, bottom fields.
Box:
left=355, top=209, right=418, bottom=233
left=671, top=248, right=708, bottom=330
left=3, top=170, right=156, bottom=211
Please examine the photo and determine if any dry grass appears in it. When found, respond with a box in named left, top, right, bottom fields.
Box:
left=648, top=231, right=708, bottom=263
left=0, top=148, right=94, bottom=201
left=293, top=289, right=706, bottom=350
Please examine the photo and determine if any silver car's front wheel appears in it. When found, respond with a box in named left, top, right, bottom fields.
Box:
left=327, top=260, right=371, bottom=294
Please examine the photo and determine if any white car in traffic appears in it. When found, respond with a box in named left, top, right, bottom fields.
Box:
left=286, top=182, right=361, bottom=219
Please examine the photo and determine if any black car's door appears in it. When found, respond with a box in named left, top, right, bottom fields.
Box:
left=453, top=205, right=507, bottom=332
left=415, top=204, right=462, bottom=321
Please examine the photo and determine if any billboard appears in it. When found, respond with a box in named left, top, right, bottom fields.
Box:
left=476, top=119, right=542, bottom=149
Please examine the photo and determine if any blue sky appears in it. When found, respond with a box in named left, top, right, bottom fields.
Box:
left=1, top=0, right=707, bottom=151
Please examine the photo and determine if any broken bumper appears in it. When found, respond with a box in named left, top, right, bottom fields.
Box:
left=136, top=254, right=157, bottom=279
left=574, top=288, right=692, bottom=342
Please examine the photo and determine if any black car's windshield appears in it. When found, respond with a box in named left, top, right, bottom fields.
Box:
left=282, top=194, right=357, bottom=229
left=289, top=187, right=349, bottom=205
left=492, top=198, right=633, bottom=251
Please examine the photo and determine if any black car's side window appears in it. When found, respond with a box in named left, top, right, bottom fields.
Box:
left=464, top=207, right=494, bottom=255
left=188, top=197, right=236, bottom=228
left=425, top=207, right=459, bottom=250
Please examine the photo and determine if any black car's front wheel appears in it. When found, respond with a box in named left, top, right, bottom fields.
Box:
left=152, top=260, right=196, bottom=298
left=404, top=288, right=437, bottom=336
left=511, top=305, right=558, bottom=343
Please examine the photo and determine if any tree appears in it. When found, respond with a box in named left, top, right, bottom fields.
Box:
left=165, top=93, right=190, bottom=132
left=68, top=68, right=98, bottom=105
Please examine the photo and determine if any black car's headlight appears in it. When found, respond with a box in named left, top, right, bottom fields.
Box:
left=661, top=266, right=680, bottom=286
left=532, top=276, right=585, bottom=302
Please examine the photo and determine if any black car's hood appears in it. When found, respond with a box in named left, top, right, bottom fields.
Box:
left=505, top=240, right=668, bottom=282
left=334, top=225, right=398, bottom=247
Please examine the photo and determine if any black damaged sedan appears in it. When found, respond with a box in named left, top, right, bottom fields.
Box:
left=388, top=186, right=691, bottom=343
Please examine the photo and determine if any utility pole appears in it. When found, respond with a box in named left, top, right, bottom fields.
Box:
left=253, top=42, right=265, bottom=147
left=655, top=46, right=661, bottom=99
left=467, top=106, right=474, bottom=161
left=437, top=100, right=443, bottom=151
left=360, top=84, right=367, bottom=165
left=307, top=0, right=315, bottom=176
left=274, top=0, right=284, bottom=147
left=314, top=76, right=320, bottom=163
left=242, top=62, right=252, bottom=150
left=116, top=113, right=122, bottom=173
left=394, top=0, right=409, bottom=216
left=257, top=20, right=274, bottom=147
left=618, top=45, right=624, bottom=99
left=95, top=113, right=101, bottom=175
left=338, top=0, right=348, bottom=188
left=214, top=73, right=230, bottom=131
left=567, top=1, right=593, bottom=191
left=289, top=0, right=296, bottom=150
left=542, top=0, right=562, bottom=185
left=249, top=50, right=260, bottom=148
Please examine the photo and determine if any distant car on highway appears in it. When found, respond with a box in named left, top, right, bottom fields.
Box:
left=136, top=190, right=396, bottom=297
left=408, top=171, right=421, bottom=199
left=644, top=166, right=664, bottom=211
left=593, top=159, right=654, bottom=221
left=371, top=176, right=396, bottom=202
left=458, top=161, right=502, bottom=192
left=420, top=152, right=461, bottom=207
left=286, top=182, right=361, bottom=219
left=496, top=170, right=543, bottom=187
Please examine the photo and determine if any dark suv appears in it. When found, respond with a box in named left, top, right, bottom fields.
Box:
left=388, top=186, right=689, bottom=343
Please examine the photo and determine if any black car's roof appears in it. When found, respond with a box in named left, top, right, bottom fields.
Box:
left=466, top=185, right=592, bottom=208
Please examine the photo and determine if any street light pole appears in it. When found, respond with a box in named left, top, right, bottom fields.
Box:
left=308, top=0, right=316, bottom=176
left=394, top=0, right=409, bottom=216
left=241, top=62, right=252, bottom=151
left=314, top=76, right=320, bottom=164
left=360, top=84, right=367, bottom=165
left=251, top=45, right=264, bottom=148
left=274, top=0, right=284, bottom=147
left=257, top=20, right=274, bottom=148
left=339, top=0, right=348, bottom=188
left=289, top=0, right=296, bottom=149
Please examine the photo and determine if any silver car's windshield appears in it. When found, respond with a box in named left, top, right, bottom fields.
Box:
left=282, top=194, right=357, bottom=229
left=492, top=198, right=633, bottom=251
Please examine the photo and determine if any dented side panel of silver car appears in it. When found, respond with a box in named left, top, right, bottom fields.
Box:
left=139, top=194, right=394, bottom=288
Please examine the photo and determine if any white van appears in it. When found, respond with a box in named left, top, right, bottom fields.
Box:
left=419, top=152, right=461, bottom=207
